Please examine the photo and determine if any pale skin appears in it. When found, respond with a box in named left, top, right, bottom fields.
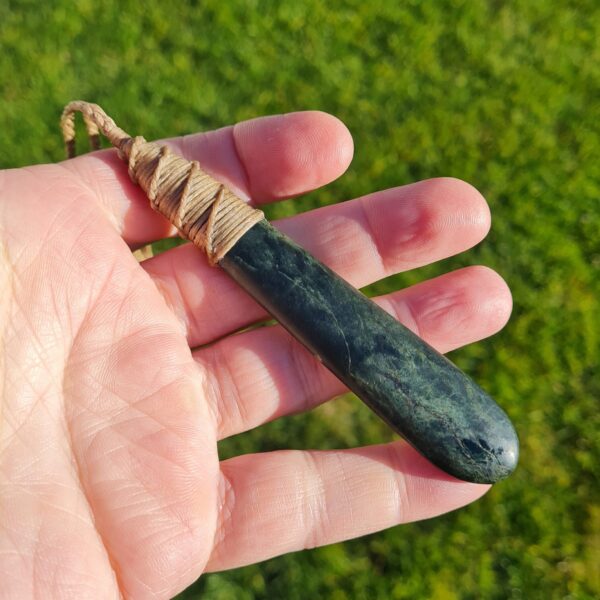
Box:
left=0, top=112, right=512, bottom=599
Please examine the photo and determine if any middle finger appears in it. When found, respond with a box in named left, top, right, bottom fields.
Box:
left=195, top=265, right=511, bottom=440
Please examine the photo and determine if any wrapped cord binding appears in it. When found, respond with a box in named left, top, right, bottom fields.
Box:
left=61, top=101, right=264, bottom=264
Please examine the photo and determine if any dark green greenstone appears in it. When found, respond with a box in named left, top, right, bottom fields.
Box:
left=220, top=220, right=519, bottom=483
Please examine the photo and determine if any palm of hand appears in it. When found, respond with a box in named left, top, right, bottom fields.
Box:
left=1, top=163, right=220, bottom=598
left=0, top=113, right=511, bottom=599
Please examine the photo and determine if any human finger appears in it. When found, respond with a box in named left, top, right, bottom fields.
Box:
left=60, top=111, right=354, bottom=246
left=196, top=266, right=511, bottom=439
left=145, top=177, right=491, bottom=347
left=207, top=443, right=490, bottom=572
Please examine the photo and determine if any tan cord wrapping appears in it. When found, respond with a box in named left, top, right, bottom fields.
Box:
left=61, top=101, right=264, bottom=264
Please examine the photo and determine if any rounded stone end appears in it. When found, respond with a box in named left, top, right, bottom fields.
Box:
left=459, top=424, right=520, bottom=484
left=489, top=428, right=520, bottom=483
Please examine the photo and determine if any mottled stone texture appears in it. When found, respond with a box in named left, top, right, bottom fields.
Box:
left=220, top=220, right=519, bottom=483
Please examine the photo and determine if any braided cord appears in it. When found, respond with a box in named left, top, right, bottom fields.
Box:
left=61, top=101, right=264, bottom=264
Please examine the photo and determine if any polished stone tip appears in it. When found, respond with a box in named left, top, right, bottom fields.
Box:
left=394, top=378, right=521, bottom=484
left=444, top=424, right=520, bottom=484
left=221, top=220, right=520, bottom=485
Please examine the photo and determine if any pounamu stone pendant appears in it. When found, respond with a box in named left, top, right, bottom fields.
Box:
left=220, top=219, right=518, bottom=484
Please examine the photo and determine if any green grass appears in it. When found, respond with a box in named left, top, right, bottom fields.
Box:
left=1, top=0, right=598, bottom=598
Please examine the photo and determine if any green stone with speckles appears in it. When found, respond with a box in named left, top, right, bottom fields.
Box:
left=219, top=220, right=519, bottom=483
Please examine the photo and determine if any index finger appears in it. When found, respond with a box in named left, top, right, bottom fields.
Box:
left=207, top=443, right=489, bottom=572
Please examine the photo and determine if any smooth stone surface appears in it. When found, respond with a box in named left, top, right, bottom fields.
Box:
left=220, top=220, right=519, bottom=483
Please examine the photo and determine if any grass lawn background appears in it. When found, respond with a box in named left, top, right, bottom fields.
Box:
left=1, top=1, right=598, bottom=598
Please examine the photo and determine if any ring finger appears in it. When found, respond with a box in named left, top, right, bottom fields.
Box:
left=144, top=177, right=491, bottom=347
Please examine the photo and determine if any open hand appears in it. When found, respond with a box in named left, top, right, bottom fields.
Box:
left=0, top=112, right=512, bottom=599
